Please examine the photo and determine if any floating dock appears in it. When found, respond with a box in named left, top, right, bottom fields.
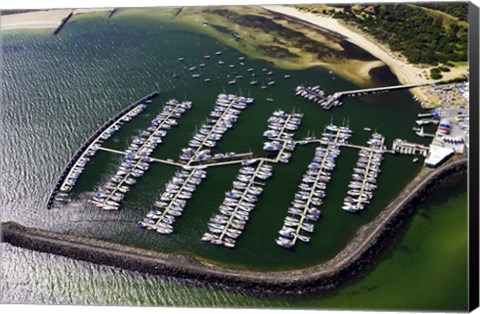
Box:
left=392, top=139, right=429, bottom=156
left=276, top=123, right=352, bottom=249
left=263, top=110, right=303, bottom=163
left=138, top=168, right=207, bottom=234
left=343, top=133, right=385, bottom=213
left=138, top=94, right=254, bottom=234
left=184, top=94, right=254, bottom=165
left=46, top=91, right=158, bottom=209
left=202, top=160, right=272, bottom=248
left=90, top=99, right=191, bottom=211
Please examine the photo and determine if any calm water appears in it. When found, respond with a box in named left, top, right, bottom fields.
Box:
left=0, top=9, right=467, bottom=309
left=0, top=175, right=467, bottom=309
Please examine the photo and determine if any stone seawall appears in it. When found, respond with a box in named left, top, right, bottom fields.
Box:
left=1, top=158, right=467, bottom=296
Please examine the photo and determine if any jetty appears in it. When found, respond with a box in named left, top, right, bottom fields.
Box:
left=53, top=11, right=74, bottom=35
left=343, top=133, right=385, bottom=213
left=46, top=92, right=158, bottom=209
left=276, top=123, right=351, bottom=249
left=202, top=160, right=272, bottom=248
left=108, top=8, right=117, bottom=18
left=297, top=82, right=433, bottom=110
left=392, top=139, right=429, bottom=156
left=415, top=127, right=435, bottom=138
left=138, top=94, right=254, bottom=234
left=90, top=99, right=192, bottom=211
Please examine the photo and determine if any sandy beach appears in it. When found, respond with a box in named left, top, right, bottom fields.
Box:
left=2, top=5, right=468, bottom=107
left=263, top=5, right=431, bottom=85
left=1, top=8, right=113, bottom=31
left=262, top=5, right=468, bottom=106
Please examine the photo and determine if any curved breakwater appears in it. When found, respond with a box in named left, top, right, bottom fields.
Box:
left=46, top=91, right=159, bottom=209
left=3, top=158, right=467, bottom=296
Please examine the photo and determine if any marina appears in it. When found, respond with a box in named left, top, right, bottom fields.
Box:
left=1, top=4, right=470, bottom=308
left=16, top=7, right=460, bottom=266
left=46, top=92, right=159, bottom=209
left=181, top=94, right=254, bottom=165
left=276, top=123, right=352, bottom=249
left=89, top=99, right=192, bottom=211
left=392, top=139, right=429, bottom=157
left=343, top=133, right=385, bottom=213
left=137, top=168, right=207, bottom=234
left=137, top=94, right=254, bottom=234
left=201, top=160, right=272, bottom=248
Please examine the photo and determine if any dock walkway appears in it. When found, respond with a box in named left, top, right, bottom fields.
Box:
left=46, top=91, right=158, bottom=209
left=214, top=159, right=270, bottom=247
left=97, top=147, right=183, bottom=167
left=186, top=96, right=250, bottom=165
left=345, top=134, right=385, bottom=212
left=90, top=100, right=188, bottom=209
left=141, top=168, right=206, bottom=233
left=288, top=128, right=345, bottom=247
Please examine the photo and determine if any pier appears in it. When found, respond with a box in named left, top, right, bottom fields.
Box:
left=96, top=147, right=183, bottom=167
left=392, top=139, right=429, bottom=156
left=282, top=126, right=347, bottom=248
left=46, top=91, right=158, bottom=209
left=321, top=83, right=433, bottom=110
left=53, top=11, right=74, bottom=35
left=140, top=168, right=207, bottom=234
left=186, top=95, right=252, bottom=165
left=343, top=134, right=385, bottom=213
left=108, top=8, right=117, bottom=18
left=91, top=99, right=190, bottom=210
left=203, top=159, right=272, bottom=248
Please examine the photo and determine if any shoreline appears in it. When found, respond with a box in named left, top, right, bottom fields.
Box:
left=0, top=8, right=113, bottom=31
left=1, top=7, right=394, bottom=87
left=262, top=5, right=468, bottom=106
left=1, top=158, right=467, bottom=296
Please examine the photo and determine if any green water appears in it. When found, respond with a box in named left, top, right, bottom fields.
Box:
left=0, top=8, right=436, bottom=270
left=0, top=7, right=468, bottom=309
left=1, top=175, right=468, bottom=309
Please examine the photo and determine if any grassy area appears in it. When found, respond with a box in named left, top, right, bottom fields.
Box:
left=328, top=4, right=468, bottom=66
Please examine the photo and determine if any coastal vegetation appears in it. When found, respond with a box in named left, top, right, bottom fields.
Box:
left=295, top=4, right=468, bottom=67
left=419, top=3, right=469, bottom=21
